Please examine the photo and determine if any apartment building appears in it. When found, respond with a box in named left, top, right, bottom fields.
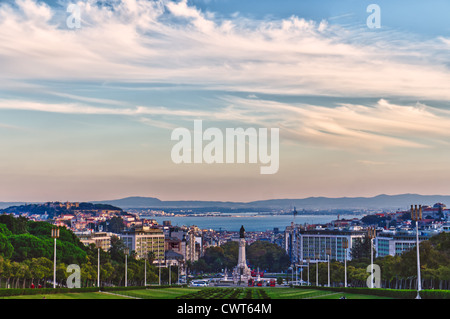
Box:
left=76, top=231, right=113, bottom=251
left=295, top=228, right=366, bottom=262
left=121, top=226, right=165, bottom=262
left=375, top=230, right=432, bottom=257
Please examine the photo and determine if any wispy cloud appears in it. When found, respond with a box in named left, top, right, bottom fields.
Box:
left=0, top=0, right=449, bottom=100
left=4, top=96, right=450, bottom=152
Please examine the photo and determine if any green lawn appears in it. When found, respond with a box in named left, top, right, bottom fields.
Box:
left=1, top=287, right=201, bottom=299
left=1, top=292, right=128, bottom=299
left=1, top=287, right=393, bottom=299
left=109, top=287, right=201, bottom=299
left=265, top=288, right=393, bottom=299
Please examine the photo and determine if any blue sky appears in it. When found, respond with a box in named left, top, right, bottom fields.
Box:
left=0, top=0, right=450, bottom=202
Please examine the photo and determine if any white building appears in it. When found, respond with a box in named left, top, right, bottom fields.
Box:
left=375, top=230, right=433, bottom=257
left=75, top=231, right=114, bottom=251
left=121, top=226, right=165, bottom=262
left=295, top=229, right=366, bottom=262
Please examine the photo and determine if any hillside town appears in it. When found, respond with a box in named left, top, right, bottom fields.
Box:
left=2, top=201, right=449, bottom=273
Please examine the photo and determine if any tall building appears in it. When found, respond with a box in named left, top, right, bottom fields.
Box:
left=296, top=229, right=366, bottom=262
left=121, top=226, right=165, bottom=262
left=170, top=226, right=202, bottom=263
left=375, top=230, right=431, bottom=257
left=76, top=231, right=113, bottom=251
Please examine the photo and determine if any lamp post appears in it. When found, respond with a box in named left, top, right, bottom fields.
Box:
left=326, top=248, right=331, bottom=287
left=159, top=241, right=161, bottom=286
left=306, top=258, right=310, bottom=286
left=124, top=248, right=129, bottom=287
left=169, top=260, right=172, bottom=286
left=315, top=253, right=319, bottom=286
left=411, top=204, right=422, bottom=299
left=51, top=227, right=60, bottom=288
left=367, top=226, right=376, bottom=289
left=343, top=239, right=348, bottom=288
left=291, top=265, right=294, bottom=283
left=144, top=254, right=147, bottom=287
left=97, top=243, right=100, bottom=289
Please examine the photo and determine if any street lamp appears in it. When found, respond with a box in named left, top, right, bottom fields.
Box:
left=169, top=260, right=172, bottom=286
left=411, top=204, right=422, bottom=299
left=326, top=248, right=331, bottom=287
left=95, top=241, right=101, bottom=289
left=306, top=258, right=310, bottom=286
left=342, top=239, right=348, bottom=288
left=315, top=253, right=319, bottom=286
left=124, top=248, right=129, bottom=287
left=144, top=254, right=147, bottom=287
left=51, top=227, right=60, bottom=288
left=295, top=264, right=298, bottom=285
left=367, top=226, right=376, bottom=289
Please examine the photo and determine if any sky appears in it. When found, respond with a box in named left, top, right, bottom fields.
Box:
left=0, top=0, right=450, bottom=202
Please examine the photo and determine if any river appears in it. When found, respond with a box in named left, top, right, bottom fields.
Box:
left=141, top=213, right=362, bottom=232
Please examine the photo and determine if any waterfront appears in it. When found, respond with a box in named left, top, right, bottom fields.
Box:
left=142, top=213, right=362, bottom=232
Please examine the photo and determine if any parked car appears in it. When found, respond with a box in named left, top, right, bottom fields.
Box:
left=190, top=280, right=209, bottom=287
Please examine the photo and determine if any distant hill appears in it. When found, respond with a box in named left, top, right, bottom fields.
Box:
left=92, top=194, right=450, bottom=211
left=0, top=202, right=28, bottom=209
left=0, top=202, right=123, bottom=218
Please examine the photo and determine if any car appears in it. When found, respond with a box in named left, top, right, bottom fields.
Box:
left=190, top=280, right=209, bottom=287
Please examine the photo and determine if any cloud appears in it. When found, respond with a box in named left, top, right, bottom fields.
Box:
left=216, top=96, right=450, bottom=151
left=4, top=96, right=450, bottom=152
left=0, top=0, right=449, bottom=100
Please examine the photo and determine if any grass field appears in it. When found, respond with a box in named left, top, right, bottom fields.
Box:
left=265, top=288, right=392, bottom=299
left=0, top=287, right=393, bottom=299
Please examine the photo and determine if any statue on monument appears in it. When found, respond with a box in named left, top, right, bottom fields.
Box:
left=239, top=225, right=245, bottom=238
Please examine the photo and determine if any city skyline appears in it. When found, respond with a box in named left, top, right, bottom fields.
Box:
left=1, top=0, right=450, bottom=202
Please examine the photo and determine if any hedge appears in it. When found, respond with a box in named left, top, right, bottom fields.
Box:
left=296, top=286, right=450, bottom=299
left=0, top=285, right=186, bottom=297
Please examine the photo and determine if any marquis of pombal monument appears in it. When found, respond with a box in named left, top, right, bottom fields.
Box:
left=233, top=225, right=252, bottom=283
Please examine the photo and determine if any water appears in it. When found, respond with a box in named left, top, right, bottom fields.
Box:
left=141, top=213, right=362, bottom=232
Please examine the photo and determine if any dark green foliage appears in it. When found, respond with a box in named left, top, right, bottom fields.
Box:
left=9, top=233, right=52, bottom=261
left=0, top=215, right=28, bottom=234
left=0, top=223, right=12, bottom=237
left=350, top=236, right=373, bottom=260
left=106, top=216, right=125, bottom=233
left=0, top=232, right=13, bottom=258
left=190, top=240, right=289, bottom=273
left=246, top=241, right=290, bottom=272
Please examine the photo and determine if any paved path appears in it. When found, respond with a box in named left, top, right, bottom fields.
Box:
left=99, top=291, right=142, bottom=299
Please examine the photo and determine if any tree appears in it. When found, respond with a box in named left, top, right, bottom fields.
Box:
left=350, top=236, right=373, bottom=261
left=9, top=233, right=51, bottom=261
left=109, top=235, right=127, bottom=263
left=0, top=223, right=12, bottom=237
left=0, top=233, right=13, bottom=259
left=247, top=241, right=290, bottom=272
left=0, top=214, right=27, bottom=234
left=107, top=217, right=125, bottom=233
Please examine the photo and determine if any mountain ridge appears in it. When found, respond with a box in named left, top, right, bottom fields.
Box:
left=90, top=193, right=450, bottom=210
left=2, top=194, right=448, bottom=211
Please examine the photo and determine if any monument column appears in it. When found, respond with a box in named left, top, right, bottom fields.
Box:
left=234, top=225, right=251, bottom=282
